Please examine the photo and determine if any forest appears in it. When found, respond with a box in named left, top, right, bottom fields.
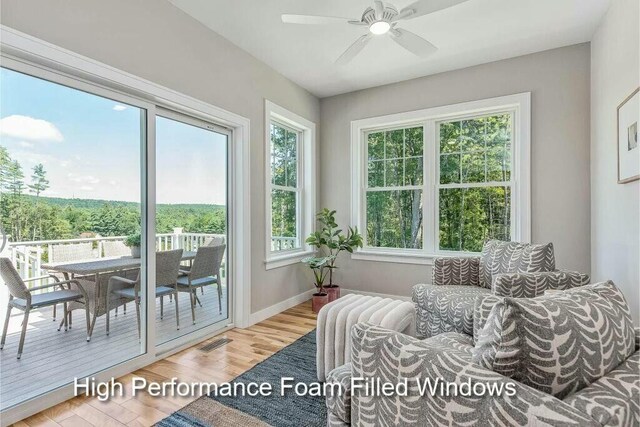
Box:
left=0, top=146, right=226, bottom=242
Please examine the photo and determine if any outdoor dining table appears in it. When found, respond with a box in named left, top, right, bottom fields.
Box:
left=41, top=251, right=196, bottom=338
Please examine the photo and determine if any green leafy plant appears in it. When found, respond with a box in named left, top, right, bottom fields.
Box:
left=301, top=255, right=334, bottom=295
left=124, top=232, right=141, bottom=248
left=304, top=209, right=363, bottom=287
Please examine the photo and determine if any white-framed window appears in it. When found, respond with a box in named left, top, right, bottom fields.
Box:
left=265, top=100, right=316, bottom=269
left=351, top=93, right=530, bottom=264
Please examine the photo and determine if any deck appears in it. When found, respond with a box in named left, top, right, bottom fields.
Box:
left=0, top=285, right=228, bottom=411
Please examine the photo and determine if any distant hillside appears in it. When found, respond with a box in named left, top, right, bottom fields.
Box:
left=23, top=195, right=225, bottom=211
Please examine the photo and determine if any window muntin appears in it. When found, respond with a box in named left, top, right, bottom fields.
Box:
left=269, top=121, right=301, bottom=252
left=360, top=111, right=517, bottom=255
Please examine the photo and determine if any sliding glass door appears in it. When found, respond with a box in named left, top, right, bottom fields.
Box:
left=0, top=65, right=148, bottom=410
left=155, top=111, right=229, bottom=345
left=0, top=62, right=232, bottom=413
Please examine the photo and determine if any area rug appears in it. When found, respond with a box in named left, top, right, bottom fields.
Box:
left=156, top=330, right=326, bottom=427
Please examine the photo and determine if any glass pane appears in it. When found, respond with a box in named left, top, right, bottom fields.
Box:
left=404, top=157, right=423, bottom=186
left=368, top=160, right=384, bottom=187
left=460, top=118, right=486, bottom=152
left=285, top=128, right=298, bottom=187
left=0, top=67, right=144, bottom=410
left=384, top=159, right=401, bottom=187
left=405, top=127, right=424, bottom=157
left=461, top=151, right=486, bottom=183
left=271, top=189, right=299, bottom=251
left=440, top=153, right=460, bottom=184
left=385, top=129, right=404, bottom=159
left=439, top=186, right=511, bottom=252
left=367, top=131, right=384, bottom=160
left=440, top=121, right=460, bottom=153
left=366, top=190, right=423, bottom=249
left=156, top=115, right=228, bottom=345
left=270, top=123, right=286, bottom=186
left=487, top=146, right=511, bottom=181
left=286, top=158, right=297, bottom=187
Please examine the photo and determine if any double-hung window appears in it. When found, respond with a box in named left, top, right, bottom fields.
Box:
left=265, top=100, right=316, bottom=269
left=352, top=94, right=530, bottom=263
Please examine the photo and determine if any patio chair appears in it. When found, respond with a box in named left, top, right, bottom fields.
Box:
left=203, top=236, right=225, bottom=247
left=103, top=239, right=138, bottom=316
left=106, top=249, right=183, bottom=337
left=188, top=236, right=224, bottom=297
left=48, top=242, right=96, bottom=321
left=177, top=244, right=226, bottom=324
left=0, top=258, right=91, bottom=359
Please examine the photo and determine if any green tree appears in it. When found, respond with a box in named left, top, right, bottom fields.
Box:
left=28, top=163, right=49, bottom=197
left=6, top=160, right=24, bottom=196
left=28, top=163, right=50, bottom=239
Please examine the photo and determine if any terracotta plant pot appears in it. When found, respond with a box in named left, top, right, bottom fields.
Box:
left=325, top=286, right=340, bottom=302
left=312, top=292, right=329, bottom=313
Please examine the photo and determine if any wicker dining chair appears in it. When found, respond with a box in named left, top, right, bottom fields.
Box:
left=177, top=244, right=226, bottom=324
left=102, top=240, right=131, bottom=258
left=106, top=249, right=183, bottom=337
left=47, top=242, right=96, bottom=321
left=0, top=258, right=91, bottom=359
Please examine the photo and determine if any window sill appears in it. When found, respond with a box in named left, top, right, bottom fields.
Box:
left=351, top=250, right=435, bottom=265
left=264, top=250, right=315, bottom=270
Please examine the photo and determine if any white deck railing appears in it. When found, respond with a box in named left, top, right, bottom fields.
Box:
left=6, top=230, right=296, bottom=286
left=7, top=230, right=225, bottom=285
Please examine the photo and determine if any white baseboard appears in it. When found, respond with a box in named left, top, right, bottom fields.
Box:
left=246, top=288, right=411, bottom=327
left=248, top=289, right=315, bottom=326
left=340, top=288, right=411, bottom=301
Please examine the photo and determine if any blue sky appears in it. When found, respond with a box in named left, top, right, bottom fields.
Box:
left=0, top=67, right=227, bottom=205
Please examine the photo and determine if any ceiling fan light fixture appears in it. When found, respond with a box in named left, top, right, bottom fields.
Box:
left=369, top=20, right=390, bottom=35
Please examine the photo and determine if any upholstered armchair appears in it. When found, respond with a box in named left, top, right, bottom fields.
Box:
left=412, top=240, right=589, bottom=339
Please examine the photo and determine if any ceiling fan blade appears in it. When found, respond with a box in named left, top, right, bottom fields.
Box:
left=398, top=0, right=469, bottom=20
left=281, top=14, right=356, bottom=25
left=335, top=34, right=373, bottom=65
left=390, top=28, right=437, bottom=57
left=373, top=0, right=384, bottom=19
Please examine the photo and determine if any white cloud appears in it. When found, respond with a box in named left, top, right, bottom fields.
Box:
left=0, top=115, right=64, bottom=142
left=67, top=173, right=100, bottom=185
left=113, top=105, right=127, bottom=111
left=19, top=141, right=34, bottom=148
left=79, top=186, right=94, bottom=191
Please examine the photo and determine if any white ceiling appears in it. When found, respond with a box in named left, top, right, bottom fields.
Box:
left=169, top=0, right=611, bottom=98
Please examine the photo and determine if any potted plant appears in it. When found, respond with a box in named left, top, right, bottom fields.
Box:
left=301, top=255, right=334, bottom=313
left=124, top=232, right=141, bottom=258
left=305, top=209, right=363, bottom=302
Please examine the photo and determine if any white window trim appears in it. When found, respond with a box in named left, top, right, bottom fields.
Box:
left=350, top=93, right=531, bottom=265
left=264, top=100, right=316, bottom=270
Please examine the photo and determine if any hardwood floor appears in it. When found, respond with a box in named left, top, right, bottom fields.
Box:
left=12, top=301, right=318, bottom=427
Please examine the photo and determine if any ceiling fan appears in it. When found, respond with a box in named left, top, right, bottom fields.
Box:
left=282, top=0, right=469, bottom=65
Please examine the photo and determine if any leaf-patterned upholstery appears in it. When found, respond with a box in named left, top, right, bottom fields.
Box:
left=413, top=240, right=588, bottom=339
left=326, top=320, right=640, bottom=426
left=413, top=284, right=490, bottom=338
left=472, top=281, right=636, bottom=399
left=325, top=363, right=352, bottom=424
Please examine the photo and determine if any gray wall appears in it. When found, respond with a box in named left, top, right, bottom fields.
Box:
left=591, top=0, right=639, bottom=323
left=0, top=0, right=320, bottom=314
left=320, top=44, right=591, bottom=297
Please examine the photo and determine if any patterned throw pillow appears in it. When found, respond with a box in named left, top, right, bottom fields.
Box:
left=472, top=281, right=636, bottom=399
left=478, top=240, right=556, bottom=289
